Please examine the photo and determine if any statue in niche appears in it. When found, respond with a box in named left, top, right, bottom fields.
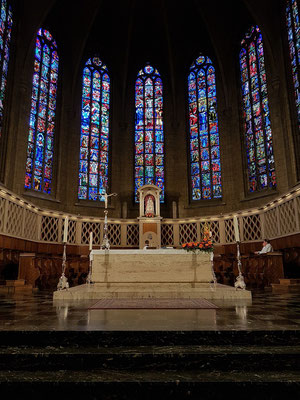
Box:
left=144, top=194, right=155, bottom=217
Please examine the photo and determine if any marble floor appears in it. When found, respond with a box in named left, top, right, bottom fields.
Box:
left=1, top=288, right=300, bottom=331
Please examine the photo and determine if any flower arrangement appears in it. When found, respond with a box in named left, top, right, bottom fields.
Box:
left=182, top=238, right=213, bottom=253
left=145, top=212, right=154, bottom=218
left=182, top=223, right=213, bottom=253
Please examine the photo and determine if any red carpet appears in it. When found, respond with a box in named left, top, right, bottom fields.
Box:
left=88, top=298, right=218, bottom=310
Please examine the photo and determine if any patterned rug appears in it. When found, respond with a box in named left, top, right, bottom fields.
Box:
left=88, top=298, right=218, bottom=310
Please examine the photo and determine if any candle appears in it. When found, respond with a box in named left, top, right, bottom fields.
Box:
left=233, top=216, right=240, bottom=242
left=63, top=216, right=68, bottom=243
left=89, top=231, right=93, bottom=251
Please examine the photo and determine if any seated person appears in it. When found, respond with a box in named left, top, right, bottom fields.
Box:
left=255, top=239, right=273, bottom=254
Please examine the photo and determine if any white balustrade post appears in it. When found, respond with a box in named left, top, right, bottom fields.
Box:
left=197, top=222, right=201, bottom=241
left=121, top=223, right=127, bottom=247
left=76, top=221, right=82, bottom=245
left=2, top=198, right=8, bottom=233
left=219, top=219, right=226, bottom=245
left=173, top=223, right=180, bottom=247
left=276, top=206, right=281, bottom=237
left=21, top=207, right=26, bottom=238
left=294, top=197, right=300, bottom=232
left=36, top=215, right=42, bottom=241
left=58, top=218, right=63, bottom=243
left=260, top=212, right=265, bottom=239
left=239, top=216, right=244, bottom=242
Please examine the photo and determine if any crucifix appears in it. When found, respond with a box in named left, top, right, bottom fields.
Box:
left=87, top=186, right=118, bottom=284
left=101, top=186, right=117, bottom=250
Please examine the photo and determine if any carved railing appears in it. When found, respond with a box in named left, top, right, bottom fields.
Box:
left=0, top=185, right=300, bottom=246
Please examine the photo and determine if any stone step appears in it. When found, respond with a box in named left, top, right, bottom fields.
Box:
left=279, top=279, right=300, bottom=285
left=0, top=345, right=299, bottom=372
left=0, top=284, right=33, bottom=294
left=272, top=283, right=300, bottom=293
left=5, top=279, right=26, bottom=287
left=0, top=369, right=299, bottom=399
left=54, top=283, right=252, bottom=300
left=0, top=330, right=299, bottom=347
left=1, top=330, right=299, bottom=398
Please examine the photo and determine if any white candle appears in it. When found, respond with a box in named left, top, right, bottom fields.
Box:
left=89, top=231, right=93, bottom=251
left=233, top=216, right=240, bottom=242
left=63, top=216, right=68, bottom=243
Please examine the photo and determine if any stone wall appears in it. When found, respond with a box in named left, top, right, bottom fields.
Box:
left=0, top=0, right=298, bottom=221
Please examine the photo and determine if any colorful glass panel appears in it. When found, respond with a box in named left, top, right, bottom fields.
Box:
left=286, top=0, right=300, bottom=130
left=0, top=0, right=12, bottom=141
left=239, top=26, right=276, bottom=192
left=188, top=55, right=222, bottom=200
left=78, top=57, right=110, bottom=201
left=134, top=65, right=164, bottom=202
left=25, top=29, right=58, bottom=194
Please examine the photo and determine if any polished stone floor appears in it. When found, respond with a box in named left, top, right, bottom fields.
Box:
left=1, top=289, right=300, bottom=331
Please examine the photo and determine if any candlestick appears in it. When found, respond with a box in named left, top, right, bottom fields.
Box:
left=57, top=242, right=69, bottom=291
left=234, top=241, right=246, bottom=290
left=63, top=216, right=68, bottom=243
left=86, top=248, right=93, bottom=285
left=210, top=251, right=217, bottom=288
left=233, top=216, right=240, bottom=242
left=89, top=231, right=93, bottom=251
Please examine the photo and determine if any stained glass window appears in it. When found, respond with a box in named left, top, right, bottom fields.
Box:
left=188, top=55, right=222, bottom=200
left=78, top=57, right=110, bottom=201
left=239, top=25, right=276, bottom=192
left=24, top=29, right=59, bottom=194
left=286, top=0, right=300, bottom=130
left=134, top=64, right=164, bottom=202
left=0, top=0, right=13, bottom=141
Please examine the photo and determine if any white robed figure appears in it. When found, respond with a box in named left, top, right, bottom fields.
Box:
left=144, top=194, right=155, bottom=216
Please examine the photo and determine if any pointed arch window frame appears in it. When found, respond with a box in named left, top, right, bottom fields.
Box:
left=239, top=25, right=276, bottom=193
left=24, top=28, right=59, bottom=195
left=0, top=0, right=13, bottom=182
left=187, top=54, right=222, bottom=201
left=134, top=64, right=165, bottom=202
left=286, top=0, right=300, bottom=130
left=78, top=56, right=111, bottom=202
left=285, top=0, right=300, bottom=178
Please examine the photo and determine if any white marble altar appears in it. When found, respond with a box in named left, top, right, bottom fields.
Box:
left=53, top=249, right=252, bottom=300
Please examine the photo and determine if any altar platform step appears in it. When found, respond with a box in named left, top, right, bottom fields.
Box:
left=0, top=369, right=299, bottom=399
left=0, top=344, right=299, bottom=372
left=53, top=282, right=252, bottom=300
left=0, top=330, right=299, bottom=399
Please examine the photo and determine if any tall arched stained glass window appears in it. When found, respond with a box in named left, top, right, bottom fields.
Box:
left=24, top=29, right=59, bottom=194
left=239, top=25, right=276, bottom=192
left=286, top=0, right=300, bottom=130
left=0, top=0, right=13, bottom=140
left=78, top=57, right=110, bottom=201
left=134, top=64, right=164, bottom=202
left=188, top=55, right=222, bottom=201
